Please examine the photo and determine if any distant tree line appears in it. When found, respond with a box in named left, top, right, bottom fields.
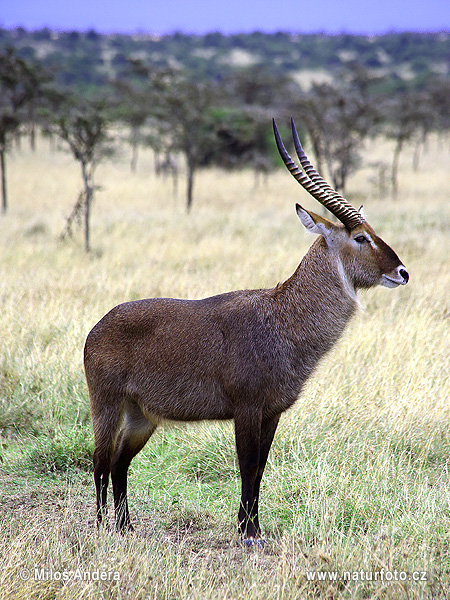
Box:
left=0, top=39, right=449, bottom=251
left=2, top=27, right=449, bottom=92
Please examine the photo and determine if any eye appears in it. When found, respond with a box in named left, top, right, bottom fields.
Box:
left=354, top=235, right=367, bottom=244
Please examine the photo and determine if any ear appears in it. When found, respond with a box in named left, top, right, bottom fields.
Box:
left=296, top=204, right=338, bottom=241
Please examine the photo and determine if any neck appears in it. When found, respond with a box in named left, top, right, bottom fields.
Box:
left=272, top=237, right=358, bottom=372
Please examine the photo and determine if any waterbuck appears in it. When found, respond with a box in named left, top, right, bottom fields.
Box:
left=84, top=118, right=409, bottom=544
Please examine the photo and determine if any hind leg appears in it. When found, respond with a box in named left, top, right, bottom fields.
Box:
left=91, top=401, right=125, bottom=528
left=111, top=401, right=156, bottom=533
left=93, top=445, right=111, bottom=527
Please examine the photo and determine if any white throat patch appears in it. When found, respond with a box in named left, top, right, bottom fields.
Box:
left=336, top=256, right=360, bottom=306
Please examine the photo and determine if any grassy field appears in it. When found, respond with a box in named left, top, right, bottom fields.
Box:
left=0, top=133, right=449, bottom=599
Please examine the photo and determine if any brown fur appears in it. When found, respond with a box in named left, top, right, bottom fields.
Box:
left=84, top=206, right=408, bottom=541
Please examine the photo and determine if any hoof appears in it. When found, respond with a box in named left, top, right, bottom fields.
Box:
left=117, top=523, right=135, bottom=535
left=241, top=537, right=266, bottom=548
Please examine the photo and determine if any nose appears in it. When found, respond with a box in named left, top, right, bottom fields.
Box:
left=399, top=267, right=409, bottom=284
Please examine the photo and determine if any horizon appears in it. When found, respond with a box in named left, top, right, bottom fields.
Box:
left=2, top=0, right=449, bottom=37
left=2, top=25, right=450, bottom=37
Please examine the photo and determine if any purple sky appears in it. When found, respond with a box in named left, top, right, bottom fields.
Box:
left=1, top=0, right=449, bottom=35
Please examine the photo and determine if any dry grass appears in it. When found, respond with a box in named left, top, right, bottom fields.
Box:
left=0, top=133, right=449, bottom=599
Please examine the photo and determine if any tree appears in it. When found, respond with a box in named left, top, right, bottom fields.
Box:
left=426, top=77, right=450, bottom=141
left=295, top=70, right=380, bottom=194
left=113, top=83, right=150, bottom=172
left=383, top=91, right=431, bottom=198
left=151, top=72, right=220, bottom=211
left=111, top=59, right=157, bottom=172
left=112, top=63, right=220, bottom=210
left=112, top=62, right=208, bottom=209
left=213, top=68, right=299, bottom=170
left=50, top=95, right=114, bottom=252
left=0, top=48, right=48, bottom=213
left=207, top=105, right=276, bottom=170
left=221, top=65, right=294, bottom=108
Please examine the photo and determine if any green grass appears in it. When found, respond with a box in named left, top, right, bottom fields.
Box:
left=0, top=134, right=449, bottom=598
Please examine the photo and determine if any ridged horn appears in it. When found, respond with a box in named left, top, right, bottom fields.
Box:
left=273, top=118, right=365, bottom=231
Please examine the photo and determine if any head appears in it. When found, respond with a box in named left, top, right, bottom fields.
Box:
left=273, top=118, right=409, bottom=291
left=296, top=205, right=409, bottom=290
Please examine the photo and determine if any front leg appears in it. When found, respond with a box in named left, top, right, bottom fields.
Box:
left=250, top=414, right=280, bottom=536
left=234, top=406, right=263, bottom=540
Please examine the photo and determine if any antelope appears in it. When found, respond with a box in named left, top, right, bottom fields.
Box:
left=154, top=152, right=178, bottom=178
left=84, top=118, right=409, bottom=544
left=154, top=151, right=178, bottom=198
left=252, top=152, right=273, bottom=187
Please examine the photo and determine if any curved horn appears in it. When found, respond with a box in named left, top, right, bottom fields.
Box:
left=273, top=118, right=365, bottom=231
